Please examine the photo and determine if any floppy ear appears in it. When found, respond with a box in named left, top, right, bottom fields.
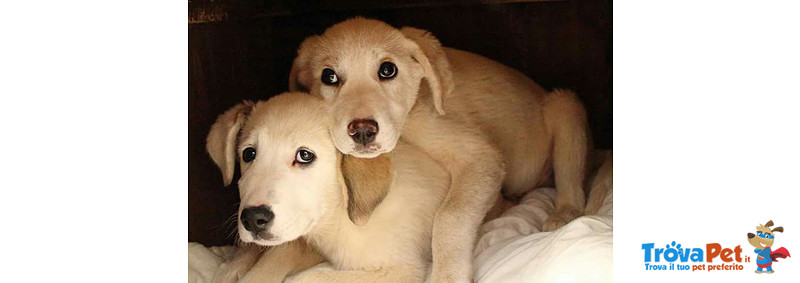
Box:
left=289, top=36, right=320, bottom=93
left=772, top=226, right=784, bottom=233
left=206, top=101, right=254, bottom=186
left=400, top=27, right=454, bottom=116
left=341, top=154, right=394, bottom=225
left=765, top=220, right=774, bottom=227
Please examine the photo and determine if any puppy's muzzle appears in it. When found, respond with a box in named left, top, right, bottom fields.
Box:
left=747, top=233, right=755, bottom=239
left=241, top=205, right=274, bottom=234
left=348, top=119, right=379, bottom=146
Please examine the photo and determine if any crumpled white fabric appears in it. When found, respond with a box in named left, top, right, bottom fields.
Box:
left=189, top=187, right=613, bottom=283
left=473, top=187, right=613, bottom=283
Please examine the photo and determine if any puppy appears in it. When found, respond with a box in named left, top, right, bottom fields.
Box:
left=289, top=18, right=591, bottom=281
left=207, top=93, right=452, bottom=282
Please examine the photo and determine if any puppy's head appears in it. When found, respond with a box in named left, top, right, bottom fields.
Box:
left=289, top=18, right=454, bottom=157
left=206, top=93, right=343, bottom=246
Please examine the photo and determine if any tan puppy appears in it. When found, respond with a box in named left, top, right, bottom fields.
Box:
left=207, top=93, right=452, bottom=282
left=289, top=18, right=590, bottom=281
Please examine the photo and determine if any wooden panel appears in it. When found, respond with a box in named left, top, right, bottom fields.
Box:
left=189, top=0, right=612, bottom=246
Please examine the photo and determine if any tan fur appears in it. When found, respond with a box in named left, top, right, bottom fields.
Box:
left=213, top=241, right=324, bottom=283
left=206, top=93, right=455, bottom=282
left=584, top=150, right=613, bottom=215
left=206, top=101, right=254, bottom=186
left=342, top=154, right=393, bottom=225
left=289, top=18, right=591, bottom=281
left=239, top=240, right=324, bottom=283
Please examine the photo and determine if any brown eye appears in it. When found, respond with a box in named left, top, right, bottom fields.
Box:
left=321, top=68, right=339, bottom=85
left=295, top=148, right=315, bottom=164
left=242, top=147, right=256, bottom=162
left=378, top=62, right=397, bottom=79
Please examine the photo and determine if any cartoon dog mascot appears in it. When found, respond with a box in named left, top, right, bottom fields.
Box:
left=747, top=220, right=791, bottom=273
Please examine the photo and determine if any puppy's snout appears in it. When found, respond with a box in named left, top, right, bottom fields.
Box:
left=348, top=119, right=379, bottom=145
left=748, top=233, right=755, bottom=239
left=241, top=205, right=274, bottom=233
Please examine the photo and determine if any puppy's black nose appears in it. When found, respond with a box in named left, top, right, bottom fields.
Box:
left=240, top=205, right=274, bottom=233
left=348, top=119, right=379, bottom=145
left=748, top=233, right=755, bottom=239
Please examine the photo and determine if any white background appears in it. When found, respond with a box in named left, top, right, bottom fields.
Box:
left=615, top=1, right=799, bottom=282
left=0, top=1, right=187, bottom=281
left=0, top=0, right=798, bottom=282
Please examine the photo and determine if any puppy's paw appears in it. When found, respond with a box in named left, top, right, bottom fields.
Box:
left=212, top=262, right=248, bottom=283
left=544, top=207, right=583, bottom=231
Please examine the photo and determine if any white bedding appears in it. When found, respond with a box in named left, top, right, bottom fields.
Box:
left=189, top=187, right=612, bottom=283
left=473, top=188, right=612, bottom=282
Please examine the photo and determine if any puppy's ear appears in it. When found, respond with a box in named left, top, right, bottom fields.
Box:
left=289, top=36, right=320, bottom=93
left=206, top=101, right=254, bottom=186
left=765, top=220, right=774, bottom=227
left=400, top=27, right=454, bottom=115
left=341, top=154, right=393, bottom=225
left=772, top=226, right=784, bottom=233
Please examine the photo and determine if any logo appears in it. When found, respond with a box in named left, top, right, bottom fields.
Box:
left=641, top=241, right=746, bottom=272
left=641, top=219, right=792, bottom=273
left=745, top=220, right=791, bottom=274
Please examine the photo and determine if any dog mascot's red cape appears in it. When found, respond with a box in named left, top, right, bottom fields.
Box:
left=770, top=247, right=791, bottom=262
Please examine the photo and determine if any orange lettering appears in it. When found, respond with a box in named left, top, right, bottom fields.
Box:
left=706, top=243, right=721, bottom=262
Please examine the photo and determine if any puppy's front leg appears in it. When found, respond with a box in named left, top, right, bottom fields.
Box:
left=403, top=107, right=505, bottom=282
left=286, top=265, right=420, bottom=283
left=239, top=239, right=323, bottom=283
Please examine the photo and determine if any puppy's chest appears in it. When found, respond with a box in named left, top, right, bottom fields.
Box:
left=330, top=220, right=427, bottom=269
left=328, top=188, right=438, bottom=269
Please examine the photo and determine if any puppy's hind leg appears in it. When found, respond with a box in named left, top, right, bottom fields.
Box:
left=584, top=150, right=612, bottom=215
left=543, top=89, right=590, bottom=231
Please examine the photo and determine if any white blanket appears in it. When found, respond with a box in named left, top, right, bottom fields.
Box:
left=189, top=187, right=613, bottom=283
left=473, top=188, right=612, bottom=282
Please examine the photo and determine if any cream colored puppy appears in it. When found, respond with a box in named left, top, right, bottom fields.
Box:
left=289, top=18, right=591, bottom=281
left=207, top=93, right=451, bottom=282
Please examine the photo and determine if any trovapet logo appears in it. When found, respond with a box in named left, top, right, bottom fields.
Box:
left=641, top=219, right=792, bottom=273
left=642, top=241, right=746, bottom=272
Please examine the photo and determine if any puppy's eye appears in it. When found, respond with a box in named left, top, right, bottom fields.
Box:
left=321, top=68, right=339, bottom=85
left=242, top=147, right=256, bottom=163
left=295, top=148, right=316, bottom=164
left=378, top=62, right=397, bottom=79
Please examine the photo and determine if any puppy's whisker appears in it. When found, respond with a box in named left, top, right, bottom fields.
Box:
left=224, top=212, right=240, bottom=240
left=211, top=212, right=239, bottom=231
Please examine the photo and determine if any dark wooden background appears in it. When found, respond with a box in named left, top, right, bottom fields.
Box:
left=189, top=0, right=612, bottom=246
